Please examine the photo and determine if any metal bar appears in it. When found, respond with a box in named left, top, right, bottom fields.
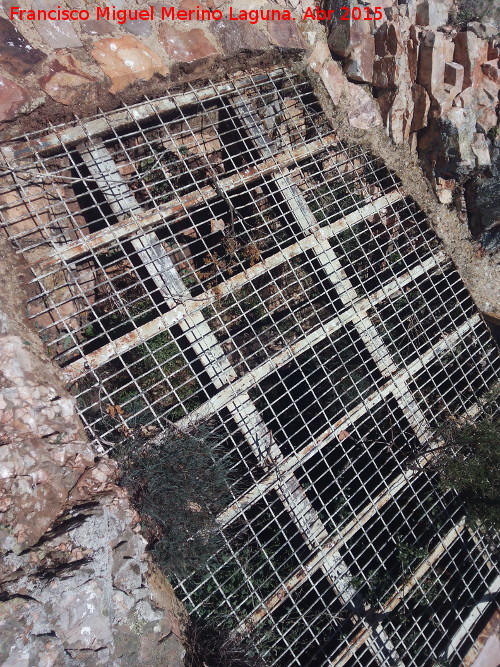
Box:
left=79, top=142, right=237, bottom=388
left=62, top=245, right=445, bottom=381
left=440, top=574, right=500, bottom=661
left=19, top=133, right=342, bottom=267
left=329, top=520, right=467, bottom=666
left=217, top=312, right=481, bottom=527
left=4, top=69, right=287, bottom=160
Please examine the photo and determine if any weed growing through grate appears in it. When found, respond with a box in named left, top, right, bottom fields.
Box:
left=186, top=502, right=306, bottom=622
left=437, top=411, right=500, bottom=530
left=185, top=618, right=267, bottom=667
left=308, top=181, right=364, bottom=225
left=116, top=426, right=230, bottom=576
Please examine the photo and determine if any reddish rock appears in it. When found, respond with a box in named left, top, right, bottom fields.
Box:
left=444, top=61, right=464, bottom=89
left=482, top=60, right=500, bottom=84
left=375, top=22, right=400, bottom=57
left=0, top=76, right=30, bottom=122
left=319, top=59, right=345, bottom=106
left=453, top=86, right=474, bottom=108
left=307, top=40, right=330, bottom=73
left=386, top=85, right=414, bottom=143
left=487, top=41, right=499, bottom=60
left=39, top=54, right=96, bottom=106
left=268, top=17, right=307, bottom=50
left=179, top=0, right=207, bottom=8
left=476, top=105, right=498, bottom=134
left=328, top=14, right=372, bottom=58
left=418, top=30, right=455, bottom=103
left=31, top=0, right=82, bottom=48
left=411, top=83, right=430, bottom=131
left=344, top=36, right=375, bottom=83
left=346, top=82, right=382, bottom=129
left=407, top=24, right=419, bottom=82
left=377, top=88, right=397, bottom=125
left=453, top=30, right=489, bottom=89
left=0, top=18, right=46, bottom=76
left=92, top=36, right=168, bottom=93
left=373, top=56, right=399, bottom=88
left=159, top=25, right=218, bottom=62
left=211, top=18, right=268, bottom=56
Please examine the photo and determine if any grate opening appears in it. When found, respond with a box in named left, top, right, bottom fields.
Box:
left=372, top=266, right=477, bottom=367
left=1, top=66, right=498, bottom=667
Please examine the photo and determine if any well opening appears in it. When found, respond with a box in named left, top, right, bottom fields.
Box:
left=1, top=65, right=498, bottom=666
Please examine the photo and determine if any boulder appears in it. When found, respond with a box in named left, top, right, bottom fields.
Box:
left=418, top=30, right=455, bottom=103
left=411, top=83, right=431, bottom=131
left=345, top=82, right=383, bottom=129
left=467, top=21, right=498, bottom=40
left=471, top=132, right=492, bottom=168
left=373, top=55, right=400, bottom=88
left=481, top=59, right=500, bottom=83
left=415, top=0, right=452, bottom=27
left=453, top=30, right=489, bottom=89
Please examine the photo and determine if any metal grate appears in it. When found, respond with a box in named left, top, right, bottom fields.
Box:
left=1, top=67, right=499, bottom=666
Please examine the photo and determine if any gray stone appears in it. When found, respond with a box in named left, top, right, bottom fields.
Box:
left=211, top=18, right=269, bottom=56
left=467, top=21, right=498, bottom=39
left=56, top=580, right=112, bottom=650
left=31, top=0, right=82, bottom=48
left=113, top=559, right=143, bottom=592
left=123, top=18, right=152, bottom=37
left=82, top=19, right=117, bottom=36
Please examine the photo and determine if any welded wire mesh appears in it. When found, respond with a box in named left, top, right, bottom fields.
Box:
left=1, top=67, right=499, bottom=667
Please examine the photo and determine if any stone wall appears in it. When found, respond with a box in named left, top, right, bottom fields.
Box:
left=0, top=235, right=186, bottom=665
left=0, top=1, right=499, bottom=664
left=323, top=0, right=499, bottom=248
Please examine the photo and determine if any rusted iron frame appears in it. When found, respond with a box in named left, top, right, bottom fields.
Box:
left=329, top=520, right=468, bottom=666
left=61, top=190, right=413, bottom=378
left=15, top=133, right=341, bottom=267
left=3, top=70, right=288, bottom=161
left=231, top=384, right=483, bottom=636
left=218, top=313, right=481, bottom=530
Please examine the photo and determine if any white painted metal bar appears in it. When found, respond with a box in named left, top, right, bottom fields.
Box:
left=79, top=142, right=237, bottom=388
left=330, top=520, right=467, bottom=666
left=440, top=574, right=500, bottom=661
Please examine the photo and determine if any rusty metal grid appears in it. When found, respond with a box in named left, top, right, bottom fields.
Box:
left=1, top=67, right=499, bottom=667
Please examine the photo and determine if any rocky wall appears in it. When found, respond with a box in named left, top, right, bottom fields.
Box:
left=0, top=235, right=187, bottom=665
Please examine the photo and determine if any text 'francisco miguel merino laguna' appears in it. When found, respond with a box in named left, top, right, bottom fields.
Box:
left=10, top=5, right=384, bottom=23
